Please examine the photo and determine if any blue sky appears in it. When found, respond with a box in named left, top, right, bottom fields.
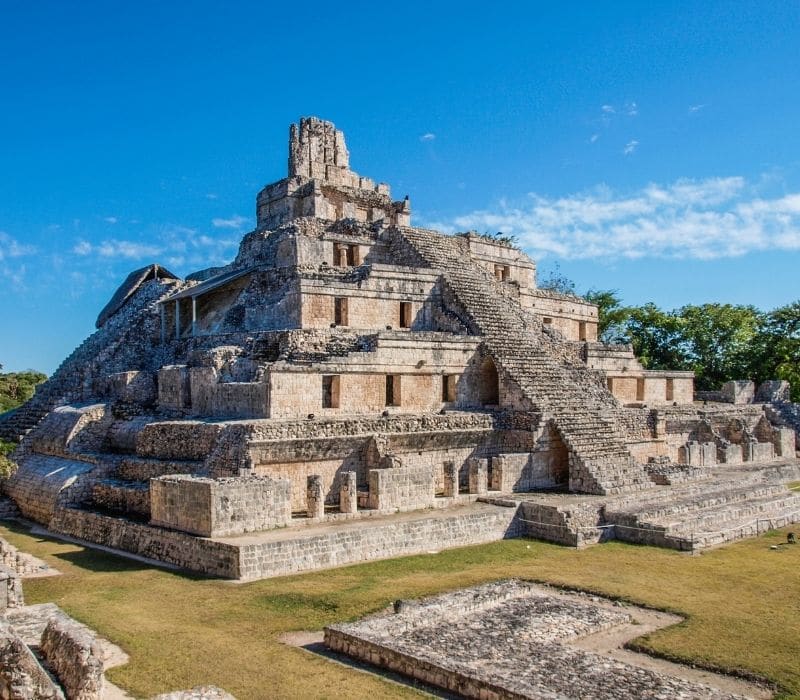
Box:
left=1, top=1, right=799, bottom=373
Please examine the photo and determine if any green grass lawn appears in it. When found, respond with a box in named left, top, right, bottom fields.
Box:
left=1, top=521, right=799, bottom=699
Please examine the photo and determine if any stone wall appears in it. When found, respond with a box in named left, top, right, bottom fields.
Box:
left=0, top=626, right=63, bottom=699
left=150, top=474, right=291, bottom=537
left=40, top=616, right=105, bottom=700
left=367, top=465, right=435, bottom=511
left=135, top=421, right=223, bottom=460
left=236, top=504, right=522, bottom=580
left=50, top=508, right=241, bottom=578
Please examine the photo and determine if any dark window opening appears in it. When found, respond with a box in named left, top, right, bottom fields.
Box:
left=442, top=374, right=458, bottom=402
left=322, top=375, right=340, bottom=408
left=478, top=357, right=499, bottom=406
left=334, top=297, right=348, bottom=326
left=399, top=302, right=412, bottom=328
left=385, top=374, right=401, bottom=406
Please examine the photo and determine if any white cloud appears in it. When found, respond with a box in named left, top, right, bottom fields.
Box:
left=0, top=232, right=36, bottom=261
left=103, top=216, right=118, bottom=224
left=420, top=133, right=436, bottom=142
left=625, top=101, right=638, bottom=116
left=623, top=139, right=639, bottom=155
left=589, top=133, right=599, bottom=144
left=425, top=175, right=800, bottom=261
left=73, top=239, right=162, bottom=260
left=205, top=193, right=219, bottom=200
left=688, top=104, right=706, bottom=114
left=212, top=215, right=250, bottom=229
left=601, top=105, right=615, bottom=114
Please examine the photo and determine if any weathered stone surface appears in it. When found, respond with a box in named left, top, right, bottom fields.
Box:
left=0, top=624, right=64, bottom=700
left=0, top=115, right=796, bottom=583
left=325, top=580, right=752, bottom=700
left=39, top=616, right=105, bottom=700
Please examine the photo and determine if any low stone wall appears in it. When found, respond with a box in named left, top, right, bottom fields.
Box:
left=50, top=508, right=241, bottom=578
left=150, top=474, right=291, bottom=537
left=40, top=616, right=105, bottom=700
left=0, top=565, right=24, bottom=611
left=367, top=465, right=435, bottom=511
left=0, top=626, right=64, bottom=699
left=0, top=537, right=50, bottom=578
left=236, top=503, right=522, bottom=580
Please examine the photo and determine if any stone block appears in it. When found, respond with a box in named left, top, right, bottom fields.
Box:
left=40, top=616, right=105, bottom=700
left=468, top=458, right=488, bottom=495
left=339, top=471, right=357, bottom=514
left=756, top=380, right=791, bottom=403
left=0, top=626, right=64, bottom=700
left=150, top=474, right=291, bottom=537
left=158, top=365, right=191, bottom=410
left=719, top=443, right=743, bottom=464
left=744, top=441, right=774, bottom=463
left=442, top=460, right=458, bottom=497
left=307, top=474, right=325, bottom=519
left=721, top=380, right=755, bottom=405
left=774, top=427, right=796, bottom=458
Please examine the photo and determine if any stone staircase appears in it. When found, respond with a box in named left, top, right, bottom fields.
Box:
left=389, top=226, right=651, bottom=495
left=604, top=478, right=800, bottom=550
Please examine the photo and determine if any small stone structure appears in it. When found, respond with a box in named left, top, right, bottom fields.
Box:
left=0, top=117, right=797, bottom=579
left=325, top=580, right=764, bottom=699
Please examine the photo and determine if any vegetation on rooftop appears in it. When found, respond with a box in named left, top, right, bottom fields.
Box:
left=2, top=521, right=799, bottom=699
left=457, top=230, right=520, bottom=249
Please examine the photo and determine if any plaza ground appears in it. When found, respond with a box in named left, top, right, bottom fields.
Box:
left=1, top=518, right=799, bottom=700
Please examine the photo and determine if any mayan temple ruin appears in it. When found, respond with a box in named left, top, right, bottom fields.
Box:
left=0, top=117, right=798, bottom=581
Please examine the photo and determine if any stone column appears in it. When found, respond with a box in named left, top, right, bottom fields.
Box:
left=468, top=458, right=488, bottom=496
left=160, top=304, right=166, bottom=344
left=174, top=300, right=181, bottom=339
left=339, top=471, right=357, bottom=514
left=443, top=460, right=458, bottom=497
left=191, top=297, right=198, bottom=337
left=491, top=455, right=506, bottom=492
left=307, top=475, right=325, bottom=519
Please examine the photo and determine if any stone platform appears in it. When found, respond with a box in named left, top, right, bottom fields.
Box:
left=46, top=500, right=523, bottom=580
left=324, top=580, right=770, bottom=700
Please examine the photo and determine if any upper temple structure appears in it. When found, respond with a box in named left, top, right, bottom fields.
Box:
left=1, top=118, right=798, bottom=580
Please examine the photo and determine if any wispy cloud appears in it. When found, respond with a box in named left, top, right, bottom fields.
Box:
left=424, top=175, right=800, bottom=260
left=0, top=232, right=36, bottom=286
left=688, top=104, right=707, bottom=114
left=73, top=239, right=162, bottom=259
left=420, top=133, right=436, bottom=142
left=103, top=216, right=118, bottom=224
left=589, top=133, right=599, bottom=144
left=205, top=193, right=219, bottom=200
left=212, top=214, right=250, bottom=229
left=601, top=105, right=615, bottom=114
left=623, top=139, right=639, bottom=155
left=0, top=232, right=36, bottom=261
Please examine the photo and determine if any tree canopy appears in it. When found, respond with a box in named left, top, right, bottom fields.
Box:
left=0, top=369, right=47, bottom=414
left=584, top=291, right=800, bottom=401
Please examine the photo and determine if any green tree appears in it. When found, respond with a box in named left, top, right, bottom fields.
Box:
left=0, top=369, right=48, bottom=413
left=584, top=289, right=630, bottom=343
left=678, top=304, right=762, bottom=391
left=622, top=303, right=691, bottom=371
left=750, top=301, right=800, bottom=401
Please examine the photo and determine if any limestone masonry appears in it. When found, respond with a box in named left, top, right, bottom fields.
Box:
left=1, top=117, right=798, bottom=579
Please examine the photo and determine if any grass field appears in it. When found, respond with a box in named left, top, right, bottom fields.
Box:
left=1, top=520, right=799, bottom=699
